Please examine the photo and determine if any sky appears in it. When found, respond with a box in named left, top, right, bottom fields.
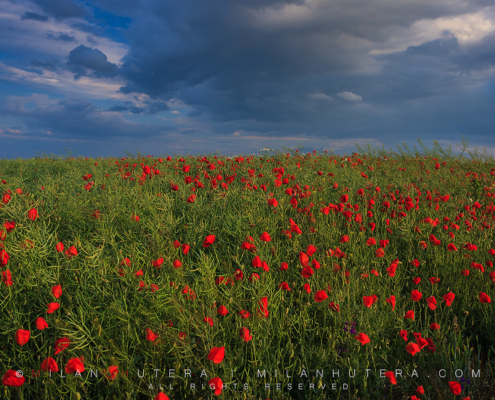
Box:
left=1, top=0, right=495, bottom=159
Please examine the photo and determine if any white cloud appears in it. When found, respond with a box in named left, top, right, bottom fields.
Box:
left=308, top=92, right=333, bottom=100
left=0, top=62, right=127, bottom=100
left=369, top=10, right=495, bottom=55
left=337, top=91, right=363, bottom=102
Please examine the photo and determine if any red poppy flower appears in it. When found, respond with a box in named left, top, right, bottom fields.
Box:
left=28, top=208, right=38, bottom=221
left=385, top=295, right=396, bottom=311
left=41, top=357, right=59, bottom=372
left=301, top=265, right=314, bottom=278
left=239, top=310, right=250, bottom=319
left=361, top=295, right=373, bottom=308
left=405, top=310, right=415, bottom=320
left=240, top=327, right=252, bottom=342
left=65, top=245, right=78, bottom=257
left=268, top=198, right=278, bottom=207
left=2, top=269, right=12, bottom=286
left=416, top=386, right=425, bottom=395
left=2, top=370, right=25, bottom=387
left=103, top=365, right=118, bottom=380
left=355, top=333, right=370, bottom=346
left=52, top=284, right=62, bottom=299
left=249, top=273, right=260, bottom=282
left=366, top=238, right=376, bottom=246
left=0, top=249, right=10, bottom=267
left=430, top=323, right=440, bottom=330
left=443, top=292, right=455, bottom=306
left=426, top=296, right=437, bottom=310
left=314, top=290, right=328, bottom=302
left=209, top=377, right=223, bottom=395
left=36, top=317, right=48, bottom=330
left=47, top=302, right=60, bottom=314
left=385, top=371, right=397, bottom=385
left=207, top=346, right=225, bottom=364
left=203, top=235, right=216, bottom=248
left=146, top=328, right=159, bottom=342
left=65, top=357, right=85, bottom=374
left=181, top=244, right=190, bottom=254
left=306, top=244, right=317, bottom=256
left=173, top=260, right=182, bottom=268
left=154, top=393, right=170, bottom=400
left=290, top=221, right=302, bottom=234
left=329, top=302, right=340, bottom=312
left=153, top=258, right=164, bottom=268
left=386, top=263, right=397, bottom=277
left=257, top=297, right=269, bottom=318
left=399, top=330, right=408, bottom=341
left=279, top=262, right=288, bottom=271
left=449, top=381, right=461, bottom=395
left=218, top=305, right=228, bottom=316
left=411, top=290, right=422, bottom=301
left=340, top=235, right=349, bottom=243
left=406, top=342, right=420, bottom=356
left=299, top=252, right=309, bottom=267
left=54, top=337, right=70, bottom=355
left=259, top=232, right=271, bottom=242
left=150, top=283, right=159, bottom=292
left=480, top=292, right=491, bottom=303
left=375, top=248, right=385, bottom=257
left=15, top=329, right=30, bottom=346
left=4, top=221, right=15, bottom=232
left=279, top=282, right=290, bottom=291
left=2, top=194, right=11, bottom=205
left=303, top=283, right=311, bottom=294
left=252, top=256, right=262, bottom=268
left=234, top=269, right=244, bottom=280
left=204, top=317, right=214, bottom=326
left=53, top=242, right=63, bottom=253
left=447, top=243, right=458, bottom=251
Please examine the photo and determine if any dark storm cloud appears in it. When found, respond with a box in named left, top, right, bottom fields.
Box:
left=2, top=97, right=171, bottom=138
left=30, top=59, right=62, bottom=71
left=67, top=45, right=118, bottom=79
left=31, top=0, right=87, bottom=20
left=109, top=0, right=495, bottom=128
left=47, top=32, right=76, bottom=42
left=20, top=12, right=48, bottom=22
left=106, top=100, right=169, bottom=114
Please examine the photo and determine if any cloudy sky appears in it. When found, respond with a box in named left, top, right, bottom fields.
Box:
left=1, top=0, right=495, bottom=159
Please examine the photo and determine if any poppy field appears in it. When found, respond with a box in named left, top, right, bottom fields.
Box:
left=1, top=140, right=495, bottom=400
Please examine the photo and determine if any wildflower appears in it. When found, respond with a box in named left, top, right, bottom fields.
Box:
left=15, top=329, right=30, bottom=346
left=207, top=347, right=225, bottom=364
left=41, top=357, right=59, bottom=373
left=209, top=377, right=223, bottom=395
left=240, top=327, right=252, bottom=342
left=65, top=357, right=85, bottom=374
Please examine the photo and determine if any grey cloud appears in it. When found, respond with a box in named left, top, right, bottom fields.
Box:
left=47, top=33, right=76, bottom=42
left=112, top=0, right=495, bottom=127
left=67, top=45, right=118, bottom=80
left=21, top=12, right=48, bottom=22
left=30, top=59, right=61, bottom=71
left=32, top=0, right=87, bottom=20
left=106, top=101, right=169, bottom=114
left=2, top=97, right=171, bottom=138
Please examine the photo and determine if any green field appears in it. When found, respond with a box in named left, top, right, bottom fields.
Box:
left=1, top=139, right=495, bottom=399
